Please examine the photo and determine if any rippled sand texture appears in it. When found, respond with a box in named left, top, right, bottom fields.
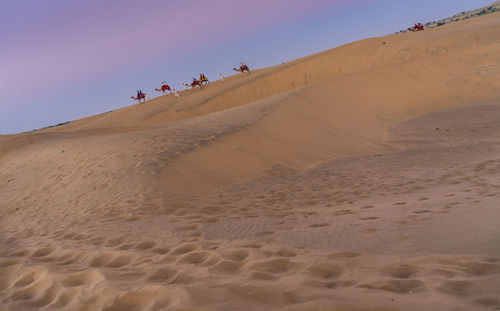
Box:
left=1, top=12, right=500, bottom=311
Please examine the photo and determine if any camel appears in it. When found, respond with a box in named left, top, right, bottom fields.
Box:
left=130, top=93, right=148, bottom=103
left=155, top=83, right=172, bottom=95
left=199, top=74, right=210, bottom=85
left=233, top=64, right=251, bottom=74
left=182, top=80, right=201, bottom=91
left=410, top=23, right=424, bottom=31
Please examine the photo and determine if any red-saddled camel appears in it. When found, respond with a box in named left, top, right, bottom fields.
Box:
left=155, top=84, right=172, bottom=95
left=233, top=64, right=251, bottom=74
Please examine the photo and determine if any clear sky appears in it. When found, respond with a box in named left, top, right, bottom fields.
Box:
left=0, top=0, right=493, bottom=134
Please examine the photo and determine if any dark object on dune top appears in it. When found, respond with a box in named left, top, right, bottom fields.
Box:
left=43, top=121, right=71, bottom=129
left=410, top=23, right=424, bottom=31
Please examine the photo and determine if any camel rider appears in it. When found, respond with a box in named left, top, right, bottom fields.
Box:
left=137, top=90, right=144, bottom=98
left=193, top=77, right=198, bottom=84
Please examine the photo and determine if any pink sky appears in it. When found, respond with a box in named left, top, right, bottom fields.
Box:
left=1, top=0, right=348, bottom=103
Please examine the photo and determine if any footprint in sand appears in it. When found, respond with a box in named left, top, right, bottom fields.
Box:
left=273, top=248, right=297, bottom=257
left=307, top=262, right=343, bottom=279
left=309, top=223, right=330, bottom=228
left=106, top=255, right=133, bottom=268
left=178, top=251, right=211, bottom=265
left=56, top=251, right=83, bottom=265
left=9, top=250, right=30, bottom=257
left=209, top=260, right=246, bottom=274
left=31, top=247, right=55, bottom=258
left=106, top=237, right=126, bottom=247
left=62, top=270, right=105, bottom=287
left=172, top=243, right=198, bottom=255
left=251, top=258, right=295, bottom=274
left=360, top=279, right=425, bottom=294
left=103, top=286, right=186, bottom=311
left=135, top=241, right=156, bottom=251
left=256, top=230, right=275, bottom=236
left=147, top=268, right=178, bottom=283
left=11, top=281, right=55, bottom=303
left=436, top=280, right=479, bottom=297
left=326, top=252, right=360, bottom=259
left=474, top=297, right=500, bottom=309
left=334, top=209, right=354, bottom=216
left=175, top=224, right=199, bottom=232
left=117, top=243, right=135, bottom=250
left=413, top=210, right=431, bottom=214
left=382, top=263, right=418, bottom=279
left=360, top=216, right=379, bottom=220
left=0, top=258, right=23, bottom=267
left=151, top=247, right=170, bottom=255
left=89, top=253, right=115, bottom=267
left=14, top=270, right=44, bottom=287
left=221, top=249, right=250, bottom=261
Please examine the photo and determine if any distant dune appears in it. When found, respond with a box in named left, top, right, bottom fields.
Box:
left=1, top=11, right=499, bottom=311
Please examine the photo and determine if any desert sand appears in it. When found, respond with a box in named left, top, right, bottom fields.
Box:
left=1, top=11, right=500, bottom=311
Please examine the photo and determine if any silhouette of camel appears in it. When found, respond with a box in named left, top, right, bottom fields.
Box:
left=182, top=80, right=201, bottom=91
left=233, top=64, right=251, bottom=74
left=155, top=83, right=172, bottom=95
left=131, top=93, right=148, bottom=103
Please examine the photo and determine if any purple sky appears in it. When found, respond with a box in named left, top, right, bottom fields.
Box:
left=0, top=0, right=493, bottom=134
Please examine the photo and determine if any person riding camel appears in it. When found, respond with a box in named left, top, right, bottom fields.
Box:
left=412, top=23, right=423, bottom=31
left=200, top=74, right=209, bottom=83
left=137, top=90, right=144, bottom=99
left=233, top=62, right=251, bottom=74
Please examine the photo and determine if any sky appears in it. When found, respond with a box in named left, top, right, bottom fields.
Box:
left=0, top=0, right=494, bottom=134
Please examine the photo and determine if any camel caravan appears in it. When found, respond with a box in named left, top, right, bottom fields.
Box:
left=131, top=63, right=251, bottom=104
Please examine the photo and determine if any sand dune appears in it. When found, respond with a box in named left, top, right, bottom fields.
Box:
left=1, top=11, right=500, bottom=311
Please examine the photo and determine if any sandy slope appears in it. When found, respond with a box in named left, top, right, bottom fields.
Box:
left=1, top=12, right=500, bottom=311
